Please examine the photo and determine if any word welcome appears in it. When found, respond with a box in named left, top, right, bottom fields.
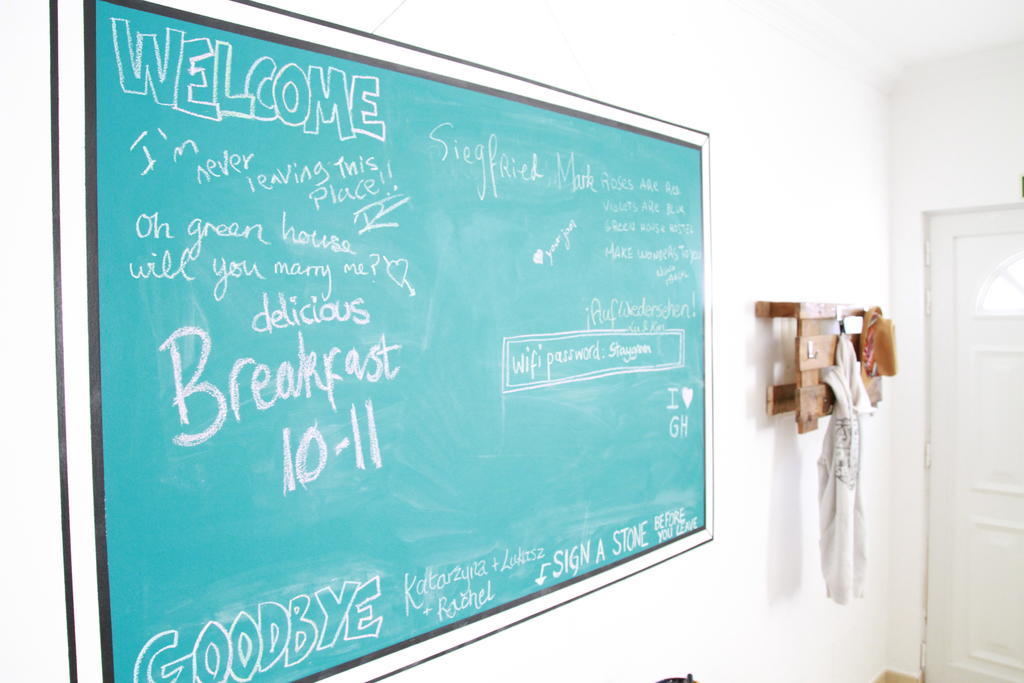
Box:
left=110, top=17, right=385, bottom=140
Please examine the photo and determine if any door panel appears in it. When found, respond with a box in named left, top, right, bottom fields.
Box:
left=928, top=206, right=1024, bottom=683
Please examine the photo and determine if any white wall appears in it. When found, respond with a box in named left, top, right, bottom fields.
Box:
left=888, top=41, right=1024, bottom=675
left=0, top=1, right=73, bottom=681
left=1, top=1, right=898, bottom=681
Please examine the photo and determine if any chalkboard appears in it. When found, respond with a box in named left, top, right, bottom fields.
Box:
left=63, top=0, right=712, bottom=680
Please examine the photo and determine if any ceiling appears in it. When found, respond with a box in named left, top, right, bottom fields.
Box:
left=275, top=0, right=1024, bottom=86
left=813, top=0, right=1024, bottom=68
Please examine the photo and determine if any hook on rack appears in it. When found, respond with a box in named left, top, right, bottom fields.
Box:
left=756, top=301, right=882, bottom=433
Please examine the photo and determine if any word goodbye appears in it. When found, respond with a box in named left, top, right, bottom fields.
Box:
left=133, top=576, right=382, bottom=683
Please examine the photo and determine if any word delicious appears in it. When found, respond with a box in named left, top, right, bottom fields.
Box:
left=109, top=17, right=385, bottom=140
left=159, top=327, right=400, bottom=447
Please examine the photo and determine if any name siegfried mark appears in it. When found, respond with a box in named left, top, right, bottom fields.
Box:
left=110, top=17, right=385, bottom=141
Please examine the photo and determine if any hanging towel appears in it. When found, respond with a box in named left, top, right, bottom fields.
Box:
left=818, top=334, right=875, bottom=604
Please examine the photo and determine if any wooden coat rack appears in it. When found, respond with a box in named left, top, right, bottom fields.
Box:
left=756, top=301, right=882, bottom=433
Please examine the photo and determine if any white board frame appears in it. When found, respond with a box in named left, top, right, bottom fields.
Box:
left=53, top=0, right=714, bottom=680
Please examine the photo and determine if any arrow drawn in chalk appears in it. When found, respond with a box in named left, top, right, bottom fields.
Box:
left=534, top=562, right=551, bottom=586
left=354, top=193, right=411, bottom=235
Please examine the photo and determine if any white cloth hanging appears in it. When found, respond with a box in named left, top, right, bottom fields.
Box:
left=818, top=334, right=875, bottom=604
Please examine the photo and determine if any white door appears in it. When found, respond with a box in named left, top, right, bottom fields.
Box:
left=928, top=205, right=1024, bottom=682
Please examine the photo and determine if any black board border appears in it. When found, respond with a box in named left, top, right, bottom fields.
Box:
left=65, top=0, right=716, bottom=679
left=83, top=0, right=118, bottom=679
left=49, top=0, right=80, bottom=680
left=99, top=0, right=706, bottom=150
left=225, top=0, right=710, bottom=143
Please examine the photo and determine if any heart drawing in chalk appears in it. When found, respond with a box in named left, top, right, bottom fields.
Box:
left=532, top=249, right=545, bottom=264
left=681, top=386, right=694, bottom=409
left=385, top=256, right=409, bottom=287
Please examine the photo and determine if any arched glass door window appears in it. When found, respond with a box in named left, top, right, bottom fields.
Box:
left=978, top=251, right=1024, bottom=314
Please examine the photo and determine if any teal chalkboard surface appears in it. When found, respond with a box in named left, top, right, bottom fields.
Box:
left=81, top=1, right=711, bottom=680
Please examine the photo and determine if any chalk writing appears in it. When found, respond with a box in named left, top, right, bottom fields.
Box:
left=555, top=152, right=596, bottom=193
left=195, top=149, right=255, bottom=183
left=129, top=249, right=197, bottom=282
left=132, top=576, right=383, bottom=682
left=535, top=539, right=605, bottom=585
left=129, top=128, right=164, bottom=175
left=273, top=260, right=332, bottom=299
left=248, top=159, right=331, bottom=193
left=381, top=254, right=416, bottom=296
left=111, top=17, right=386, bottom=140
left=665, top=385, right=695, bottom=440
left=281, top=211, right=357, bottom=255
left=503, top=330, right=684, bottom=393
left=600, top=172, right=633, bottom=191
left=157, top=327, right=400, bottom=447
left=428, top=122, right=544, bottom=199
left=352, top=193, right=411, bottom=235
left=533, top=219, right=577, bottom=266
left=587, top=295, right=698, bottom=329
left=282, top=399, right=382, bottom=495
left=492, top=546, right=545, bottom=573
left=654, top=506, right=700, bottom=541
left=251, top=291, right=369, bottom=334
left=611, top=522, right=650, bottom=555
left=403, top=560, right=494, bottom=622
left=213, top=257, right=265, bottom=301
